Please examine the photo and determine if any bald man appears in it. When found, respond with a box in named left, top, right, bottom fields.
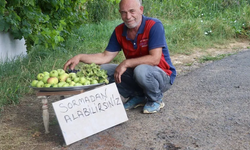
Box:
left=63, top=0, right=176, bottom=114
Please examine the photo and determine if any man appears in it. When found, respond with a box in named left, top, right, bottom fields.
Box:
left=63, top=0, right=176, bottom=113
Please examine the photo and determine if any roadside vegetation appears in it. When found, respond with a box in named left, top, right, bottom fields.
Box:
left=0, top=0, right=250, bottom=109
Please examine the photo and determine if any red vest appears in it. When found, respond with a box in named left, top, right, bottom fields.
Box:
left=114, top=21, right=172, bottom=76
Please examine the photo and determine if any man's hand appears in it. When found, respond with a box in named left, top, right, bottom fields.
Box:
left=63, top=51, right=119, bottom=71
left=63, top=55, right=81, bottom=70
left=113, top=48, right=162, bottom=83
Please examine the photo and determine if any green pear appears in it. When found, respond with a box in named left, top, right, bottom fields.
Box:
left=74, top=77, right=80, bottom=83
left=69, top=81, right=75, bottom=86
left=58, top=81, right=66, bottom=87
left=62, top=83, right=70, bottom=87
left=36, top=81, right=44, bottom=87
left=37, top=73, right=44, bottom=80
left=59, top=73, right=69, bottom=82
left=69, top=73, right=77, bottom=80
left=91, top=79, right=98, bottom=85
left=52, top=84, right=58, bottom=87
left=50, top=70, right=58, bottom=77
left=43, top=71, right=50, bottom=76
left=79, top=77, right=87, bottom=84
left=47, top=77, right=59, bottom=85
left=74, top=83, right=83, bottom=86
left=44, top=83, right=52, bottom=88
left=42, top=75, right=50, bottom=84
left=66, top=77, right=72, bottom=83
left=83, top=80, right=90, bottom=85
left=31, top=80, right=39, bottom=87
left=57, top=69, right=65, bottom=76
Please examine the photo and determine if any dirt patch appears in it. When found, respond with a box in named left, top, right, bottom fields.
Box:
left=172, top=39, right=250, bottom=75
left=0, top=95, right=65, bottom=150
left=0, top=40, right=249, bottom=150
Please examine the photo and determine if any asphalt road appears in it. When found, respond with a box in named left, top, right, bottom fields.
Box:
left=69, top=49, right=250, bottom=150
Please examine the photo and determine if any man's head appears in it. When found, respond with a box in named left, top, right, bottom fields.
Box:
left=119, top=0, right=144, bottom=29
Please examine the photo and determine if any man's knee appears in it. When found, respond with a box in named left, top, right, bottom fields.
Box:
left=134, top=64, right=150, bottom=74
left=134, top=64, right=151, bottom=82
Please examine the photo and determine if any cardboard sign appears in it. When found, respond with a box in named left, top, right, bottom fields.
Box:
left=52, top=83, right=128, bottom=145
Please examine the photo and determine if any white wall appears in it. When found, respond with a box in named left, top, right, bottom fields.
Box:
left=0, top=32, right=27, bottom=62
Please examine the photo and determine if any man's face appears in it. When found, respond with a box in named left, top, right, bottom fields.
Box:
left=119, top=0, right=143, bottom=29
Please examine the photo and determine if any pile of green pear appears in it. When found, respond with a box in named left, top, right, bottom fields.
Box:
left=31, top=63, right=109, bottom=88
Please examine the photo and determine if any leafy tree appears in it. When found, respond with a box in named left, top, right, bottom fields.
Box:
left=0, top=0, right=88, bottom=52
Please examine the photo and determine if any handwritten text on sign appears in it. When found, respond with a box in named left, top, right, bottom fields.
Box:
left=52, top=83, right=128, bottom=145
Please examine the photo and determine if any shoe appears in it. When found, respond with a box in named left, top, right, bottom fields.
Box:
left=143, top=100, right=165, bottom=114
left=123, top=96, right=146, bottom=110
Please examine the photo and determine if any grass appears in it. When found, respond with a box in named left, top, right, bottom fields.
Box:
left=0, top=0, right=250, bottom=109
left=199, top=53, right=233, bottom=63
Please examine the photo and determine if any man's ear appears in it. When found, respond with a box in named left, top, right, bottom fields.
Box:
left=140, top=6, right=144, bottom=14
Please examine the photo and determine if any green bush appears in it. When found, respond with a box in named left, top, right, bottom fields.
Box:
left=85, top=0, right=120, bottom=23
left=0, top=0, right=87, bottom=52
left=143, top=0, right=249, bottom=19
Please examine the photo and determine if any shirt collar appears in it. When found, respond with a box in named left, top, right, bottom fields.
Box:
left=122, top=15, right=146, bottom=36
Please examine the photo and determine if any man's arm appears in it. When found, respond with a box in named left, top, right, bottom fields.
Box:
left=114, top=47, right=162, bottom=83
left=122, top=47, right=162, bottom=68
left=63, top=50, right=119, bottom=70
